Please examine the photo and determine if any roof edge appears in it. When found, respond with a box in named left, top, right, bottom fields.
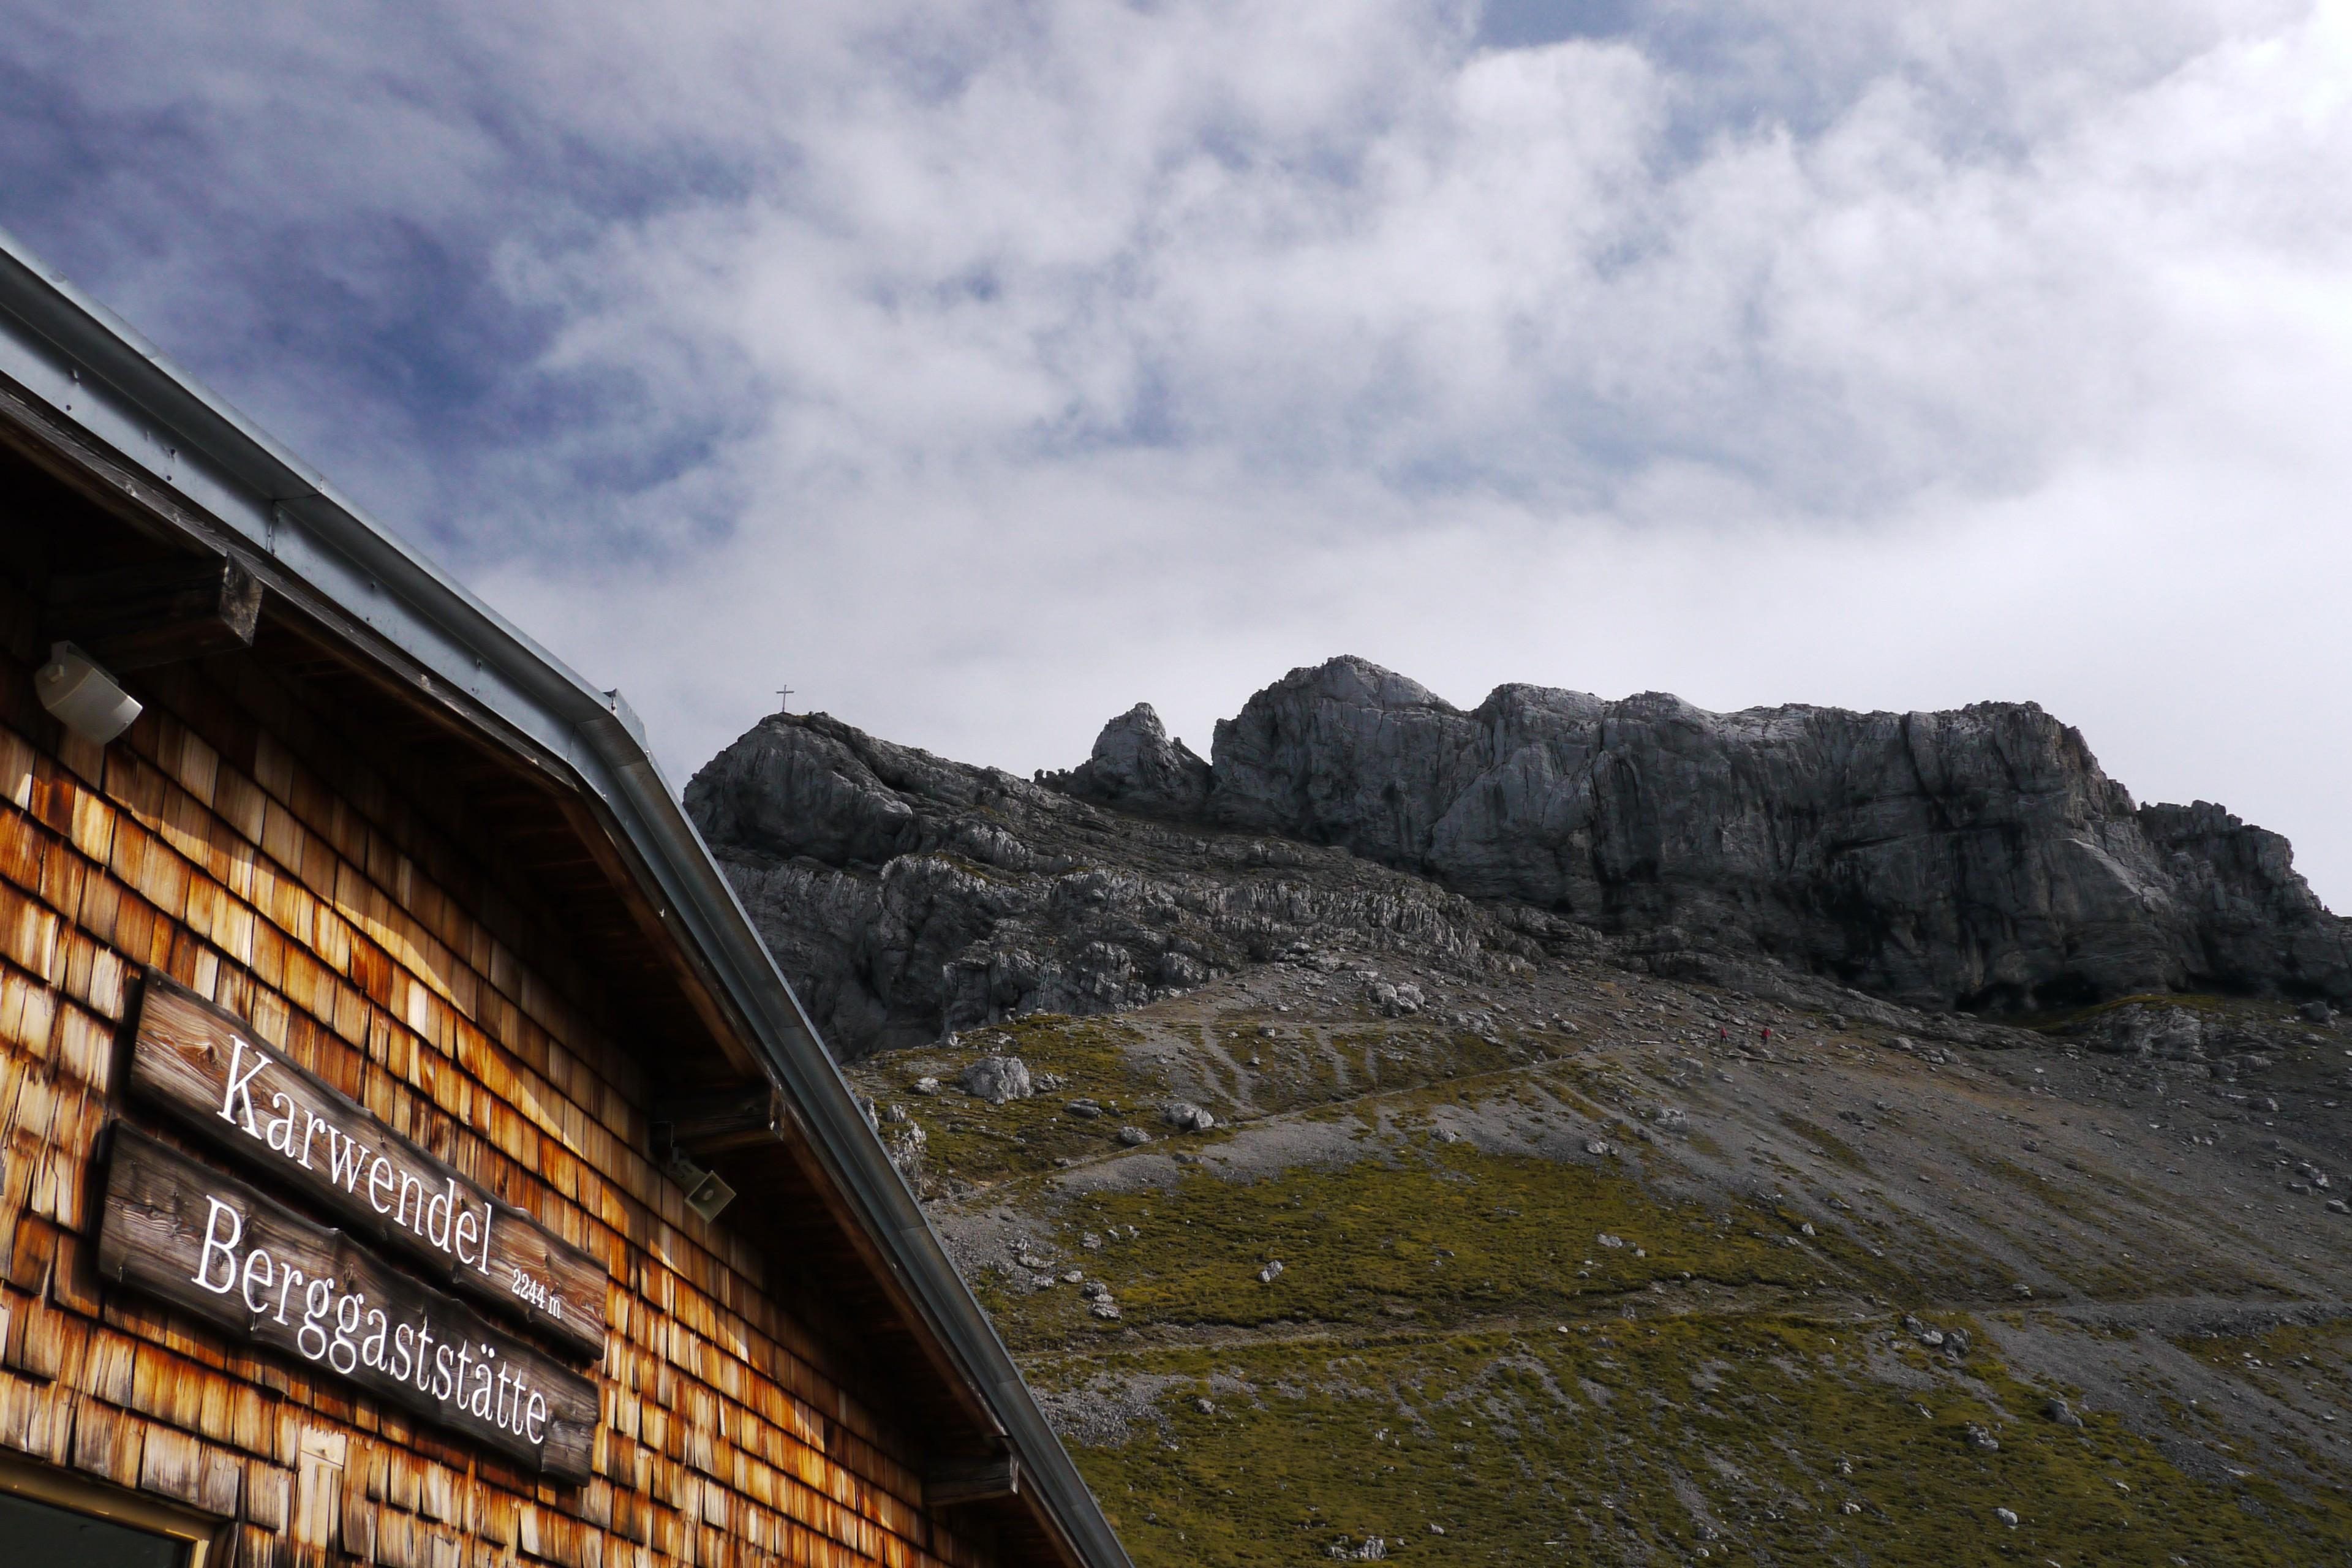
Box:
left=0, top=224, right=1129, bottom=1568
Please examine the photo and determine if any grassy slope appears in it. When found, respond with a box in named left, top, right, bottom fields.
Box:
left=851, top=979, right=2352, bottom=1566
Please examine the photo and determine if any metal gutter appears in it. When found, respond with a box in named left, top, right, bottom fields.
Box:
left=0, top=224, right=1130, bottom=1568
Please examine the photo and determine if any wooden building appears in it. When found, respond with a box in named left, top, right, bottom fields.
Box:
left=0, top=230, right=1131, bottom=1568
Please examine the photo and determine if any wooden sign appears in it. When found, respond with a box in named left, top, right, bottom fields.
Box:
left=99, top=1128, right=598, bottom=1483
left=126, top=970, right=608, bottom=1360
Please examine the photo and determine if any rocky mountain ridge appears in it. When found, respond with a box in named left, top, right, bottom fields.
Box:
left=685, top=704, right=1555, bottom=1060
left=685, top=656, right=2350, bottom=1062
left=1051, top=657, right=2352, bottom=1011
left=683, top=657, right=2352, bottom=1565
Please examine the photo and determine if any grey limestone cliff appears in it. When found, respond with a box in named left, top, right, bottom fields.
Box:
left=684, top=709, right=1555, bottom=1058
left=1185, top=657, right=2351, bottom=1010
left=686, top=657, right=2350, bottom=1060
left=1054, top=702, right=1211, bottom=818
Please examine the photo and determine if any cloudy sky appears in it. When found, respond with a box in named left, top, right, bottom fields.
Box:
left=4, top=0, right=2348, bottom=905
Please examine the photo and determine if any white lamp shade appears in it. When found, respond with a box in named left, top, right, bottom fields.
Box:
left=35, top=643, right=142, bottom=745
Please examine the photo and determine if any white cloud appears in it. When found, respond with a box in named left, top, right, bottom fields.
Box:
left=7, top=0, right=2350, bottom=904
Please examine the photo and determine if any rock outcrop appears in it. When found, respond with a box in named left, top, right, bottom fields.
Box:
left=684, top=710, right=1554, bottom=1058
left=686, top=657, right=2350, bottom=1060
left=1053, top=702, right=1211, bottom=818
left=1177, top=657, right=2351, bottom=1010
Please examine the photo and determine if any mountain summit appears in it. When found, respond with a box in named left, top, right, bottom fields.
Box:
left=687, top=657, right=2348, bottom=1060
left=1051, top=656, right=2350, bottom=1012
left=687, top=658, right=2352, bottom=1564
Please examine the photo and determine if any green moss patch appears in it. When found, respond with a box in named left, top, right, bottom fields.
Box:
left=851, top=1011, right=1550, bottom=1188
left=1053, top=1314, right=2352, bottom=1566
left=996, top=1144, right=1901, bottom=1351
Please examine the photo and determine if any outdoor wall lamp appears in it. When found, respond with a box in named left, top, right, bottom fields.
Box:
left=35, top=641, right=141, bottom=745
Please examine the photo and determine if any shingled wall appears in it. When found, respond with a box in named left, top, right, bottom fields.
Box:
left=0, top=570, right=993, bottom=1568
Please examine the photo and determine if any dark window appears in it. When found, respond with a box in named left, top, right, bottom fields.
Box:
left=0, top=1488, right=189, bottom=1568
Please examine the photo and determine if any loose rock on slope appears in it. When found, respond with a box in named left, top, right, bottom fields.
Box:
left=684, top=660, right=2352, bottom=1566
left=848, top=913, right=2352, bottom=1567
left=684, top=707, right=1553, bottom=1058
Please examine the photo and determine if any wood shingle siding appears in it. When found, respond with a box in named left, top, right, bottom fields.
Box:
left=0, top=575, right=997, bottom=1567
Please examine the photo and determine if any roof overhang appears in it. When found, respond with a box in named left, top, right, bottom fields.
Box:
left=0, top=224, right=1129, bottom=1568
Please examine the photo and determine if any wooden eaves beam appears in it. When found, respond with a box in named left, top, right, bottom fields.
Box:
left=48, top=552, right=262, bottom=669
left=926, top=1452, right=1022, bottom=1508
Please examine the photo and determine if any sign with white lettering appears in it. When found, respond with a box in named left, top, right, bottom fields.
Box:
left=98, top=1128, right=597, bottom=1482
left=126, top=970, right=608, bottom=1360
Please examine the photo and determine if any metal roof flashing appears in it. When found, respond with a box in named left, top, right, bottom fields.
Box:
left=0, top=225, right=1129, bottom=1568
